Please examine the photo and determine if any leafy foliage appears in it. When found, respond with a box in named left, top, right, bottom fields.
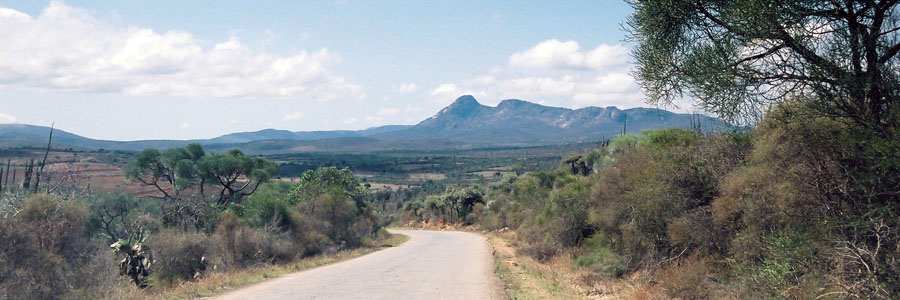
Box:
left=125, top=144, right=278, bottom=205
left=628, top=0, right=900, bottom=129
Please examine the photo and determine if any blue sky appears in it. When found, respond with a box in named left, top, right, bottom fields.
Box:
left=0, top=1, right=688, bottom=140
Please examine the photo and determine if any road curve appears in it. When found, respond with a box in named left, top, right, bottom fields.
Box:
left=208, top=229, right=506, bottom=300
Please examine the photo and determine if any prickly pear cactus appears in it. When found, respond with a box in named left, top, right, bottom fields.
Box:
left=111, top=233, right=151, bottom=288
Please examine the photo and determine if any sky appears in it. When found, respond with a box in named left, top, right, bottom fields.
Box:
left=0, top=0, right=695, bottom=141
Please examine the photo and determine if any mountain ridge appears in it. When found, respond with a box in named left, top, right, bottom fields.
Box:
left=376, top=95, right=730, bottom=143
left=0, top=95, right=732, bottom=153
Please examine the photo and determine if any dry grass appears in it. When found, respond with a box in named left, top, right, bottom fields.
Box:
left=471, top=170, right=515, bottom=178
left=407, top=173, right=446, bottom=181
left=109, top=233, right=408, bottom=300
left=365, top=182, right=409, bottom=191
left=487, top=231, right=650, bottom=300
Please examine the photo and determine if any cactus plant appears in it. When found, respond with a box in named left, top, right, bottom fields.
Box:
left=110, top=231, right=151, bottom=288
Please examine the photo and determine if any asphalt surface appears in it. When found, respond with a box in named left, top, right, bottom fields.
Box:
left=208, top=229, right=506, bottom=300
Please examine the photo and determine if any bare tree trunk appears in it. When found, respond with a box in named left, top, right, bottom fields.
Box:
left=4, top=158, right=10, bottom=190
left=33, top=123, right=54, bottom=193
left=23, top=158, right=34, bottom=190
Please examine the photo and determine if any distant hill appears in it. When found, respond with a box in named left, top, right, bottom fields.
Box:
left=377, top=95, right=731, bottom=143
left=0, top=124, right=414, bottom=152
left=0, top=95, right=732, bottom=153
left=207, top=125, right=413, bottom=144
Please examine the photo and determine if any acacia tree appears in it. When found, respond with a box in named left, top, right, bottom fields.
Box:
left=198, top=149, right=279, bottom=205
left=125, top=145, right=278, bottom=205
left=124, top=143, right=206, bottom=200
left=628, top=0, right=900, bottom=129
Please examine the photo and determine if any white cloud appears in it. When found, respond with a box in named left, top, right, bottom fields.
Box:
left=583, top=44, right=630, bottom=70
left=430, top=83, right=492, bottom=105
left=180, top=122, right=191, bottom=129
left=509, top=39, right=583, bottom=69
left=0, top=2, right=364, bottom=101
left=393, top=82, right=418, bottom=94
left=228, top=119, right=238, bottom=124
left=508, top=39, right=628, bottom=71
left=0, top=112, right=16, bottom=123
left=343, top=117, right=357, bottom=124
left=431, top=39, right=648, bottom=109
left=282, top=111, right=304, bottom=121
left=377, top=108, right=399, bottom=116
left=432, top=83, right=459, bottom=96
left=497, top=76, right=576, bottom=98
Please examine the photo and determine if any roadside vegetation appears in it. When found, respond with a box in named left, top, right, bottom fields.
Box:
left=399, top=111, right=897, bottom=298
left=0, top=143, right=393, bottom=299
left=4, top=1, right=900, bottom=299
left=398, top=1, right=900, bottom=298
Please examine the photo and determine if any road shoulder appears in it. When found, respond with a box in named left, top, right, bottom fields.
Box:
left=121, top=233, right=408, bottom=300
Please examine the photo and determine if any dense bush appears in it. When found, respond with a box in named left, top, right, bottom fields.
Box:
left=0, top=153, right=385, bottom=299
left=212, top=211, right=295, bottom=269
left=398, top=185, right=484, bottom=225
left=574, top=234, right=626, bottom=277
left=464, top=105, right=900, bottom=299
left=539, top=178, right=592, bottom=247
left=469, top=103, right=899, bottom=298
left=0, top=194, right=124, bottom=299
left=149, top=228, right=209, bottom=284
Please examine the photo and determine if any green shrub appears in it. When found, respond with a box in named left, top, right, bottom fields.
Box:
left=242, top=181, right=294, bottom=229
left=575, top=234, right=626, bottom=277
left=541, top=179, right=592, bottom=247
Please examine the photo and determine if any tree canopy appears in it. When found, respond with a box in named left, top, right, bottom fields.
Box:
left=628, top=0, right=900, bottom=129
left=289, top=166, right=367, bottom=210
left=125, top=144, right=278, bottom=205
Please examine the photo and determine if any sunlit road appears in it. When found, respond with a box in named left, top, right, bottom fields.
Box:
left=209, top=229, right=506, bottom=300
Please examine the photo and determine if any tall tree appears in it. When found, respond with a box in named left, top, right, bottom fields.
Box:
left=628, top=0, right=900, bottom=129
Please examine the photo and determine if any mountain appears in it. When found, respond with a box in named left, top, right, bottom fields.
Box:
left=207, top=125, right=413, bottom=144
left=378, top=95, right=731, bottom=143
left=0, top=124, right=102, bottom=149
left=0, top=95, right=733, bottom=153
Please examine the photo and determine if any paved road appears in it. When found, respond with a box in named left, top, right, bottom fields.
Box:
left=209, top=229, right=506, bottom=300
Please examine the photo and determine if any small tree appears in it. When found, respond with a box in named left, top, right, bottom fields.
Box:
left=198, top=149, right=278, bottom=205
left=124, top=143, right=206, bottom=200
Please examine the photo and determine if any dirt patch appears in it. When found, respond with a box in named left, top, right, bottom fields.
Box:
left=365, top=183, right=411, bottom=192
left=407, top=173, right=446, bottom=181
left=289, top=146, right=317, bottom=152
left=471, top=170, right=515, bottom=179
